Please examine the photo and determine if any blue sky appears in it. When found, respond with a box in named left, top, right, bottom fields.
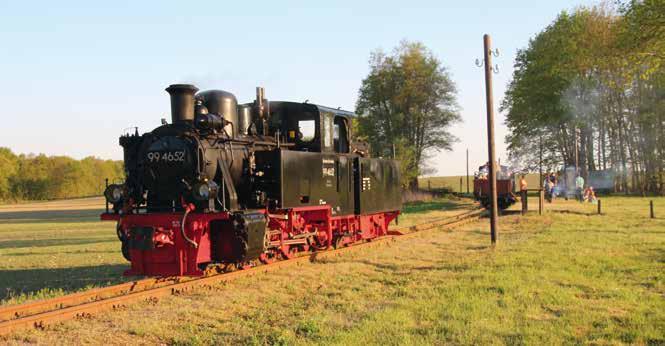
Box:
left=0, top=0, right=597, bottom=175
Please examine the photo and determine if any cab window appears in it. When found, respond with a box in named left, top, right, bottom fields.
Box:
left=298, top=120, right=316, bottom=142
left=333, top=116, right=349, bottom=153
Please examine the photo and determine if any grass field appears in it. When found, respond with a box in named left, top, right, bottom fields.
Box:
left=419, top=174, right=542, bottom=193
left=0, top=197, right=132, bottom=305
left=1, top=196, right=664, bottom=344
left=0, top=197, right=475, bottom=306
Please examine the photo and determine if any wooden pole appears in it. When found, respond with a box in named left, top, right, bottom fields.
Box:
left=459, top=177, right=463, bottom=194
left=597, top=199, right=601, bottom=215
left=539, top=189, right=543, bottom=215
left=104, top=178, right=109, bottom=213
left=575, top=127, right=579, bottom=174
left=466, top=148, right=470, bottom=194
left=483, top=34, right=499, bottom=244
left=539, top=135, right=543, bottom=189
left=651, top=200, right=655, bottom=219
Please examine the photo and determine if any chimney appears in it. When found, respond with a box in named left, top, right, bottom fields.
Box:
left=165, top=84, right=199, bottom=123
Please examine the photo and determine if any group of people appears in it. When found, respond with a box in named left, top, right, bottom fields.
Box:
left=513, top=169, right=601, bottom=205
left=538, top=172, right=597, bottom=203
left=576, top=175, right=597, bottom=203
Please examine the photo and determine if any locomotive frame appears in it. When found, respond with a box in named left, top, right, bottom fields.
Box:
left=101, top=84, right=401, bottom=276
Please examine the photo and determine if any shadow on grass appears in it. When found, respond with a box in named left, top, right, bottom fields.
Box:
left=501, top=210, right=523, bottom=216
left=644, top=247, right=665, bottom=264
left=0, top=237, right=116, bottom=250
left=549, top=210, right=597, bottom=216
left=402, top=200, right=468, bottom=214
left=0, top=264, right=130, bottom=302
left=3, top=249, right=118, bottom=257
left=0, top=208, right=103, bottom=224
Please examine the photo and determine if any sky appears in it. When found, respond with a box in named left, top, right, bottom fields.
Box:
left=0, top=0, right=598, bottom=176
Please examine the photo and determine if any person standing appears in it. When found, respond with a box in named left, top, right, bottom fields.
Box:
left=520, top=175, right=528, bottom=192
left=549, top=172, right=558, bottom=200
left=575, top=174, right=585, bottom=202
left=520, top=175, right=528, bottom=213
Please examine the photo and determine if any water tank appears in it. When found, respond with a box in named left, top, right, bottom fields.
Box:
left=196, top=90, right=238, bottom=137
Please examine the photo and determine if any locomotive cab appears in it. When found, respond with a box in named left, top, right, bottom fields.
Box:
left=271, top=102, right=352, bottom=154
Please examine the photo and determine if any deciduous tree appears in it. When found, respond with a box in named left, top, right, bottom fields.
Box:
left=356, top=41, right=460, bottom=189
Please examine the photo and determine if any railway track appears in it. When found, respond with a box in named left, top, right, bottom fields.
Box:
left=0, top=208, right=485, bottom=336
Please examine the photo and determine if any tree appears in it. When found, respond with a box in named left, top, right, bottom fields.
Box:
left=356, top=41, right=460, bottom=189
left=0, top=148, right=18, bottom=200
left=503, top=2, right=665, bottom=195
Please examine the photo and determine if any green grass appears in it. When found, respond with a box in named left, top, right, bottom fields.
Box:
left=2, top=197, right=665, bottom=345
left=419, top=175, right=470, bottom=193
left=0, top=197, right=130, bottom=305
left=419, top=174, right=542, bottom=193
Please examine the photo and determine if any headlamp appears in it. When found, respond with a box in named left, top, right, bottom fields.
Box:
left=104, top=184, right=125, bottom=203
left=192, top=180, right=218, bottom=201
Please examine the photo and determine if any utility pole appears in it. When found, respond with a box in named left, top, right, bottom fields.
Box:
left=466, top=148, right=470, bottom=194
left=574, top=127, right=579, bottom=174
left=539, top=134, right=544, bottom=216
left=482, top=34, right=499, bottom=245
left=539, top=135, right=543, bottom=189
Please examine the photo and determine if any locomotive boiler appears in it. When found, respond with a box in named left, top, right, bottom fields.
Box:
left=101, top=84, right=402, bottom=276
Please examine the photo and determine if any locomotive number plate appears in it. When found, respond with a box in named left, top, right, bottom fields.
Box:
left=147, top=151, right=185, bottom=163
left=322, top=158, right=335, bottom=177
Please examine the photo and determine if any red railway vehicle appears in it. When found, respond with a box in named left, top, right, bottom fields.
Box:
left=472, top=163, right=516, bottom=210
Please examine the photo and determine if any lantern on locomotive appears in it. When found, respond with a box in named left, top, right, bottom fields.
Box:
left=101, top=84, right=402, bottom=276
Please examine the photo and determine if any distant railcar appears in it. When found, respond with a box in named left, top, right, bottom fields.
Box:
left=473, top=164, right=516, bottom=210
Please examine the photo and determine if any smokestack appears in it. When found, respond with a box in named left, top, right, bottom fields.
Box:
left=165, top=84, right=199, bottom=123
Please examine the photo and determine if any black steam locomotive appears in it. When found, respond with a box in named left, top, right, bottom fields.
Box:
left=101, top=84, right=402, bottom=276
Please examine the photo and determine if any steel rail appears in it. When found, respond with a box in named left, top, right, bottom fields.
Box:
left=0, top=276, right=192, bottom=322
left=0, top=208, right=484, bottom=336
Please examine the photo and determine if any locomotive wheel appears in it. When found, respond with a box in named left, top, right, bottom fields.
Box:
left=121, top=241, right=131, bottom=262
left=259, top=252, right=277, bottom=264
left=333, top=236, right=350, bottom=249
left=280, top=245, right=293, bottom=259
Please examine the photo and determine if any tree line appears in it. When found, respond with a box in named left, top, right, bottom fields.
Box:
left=0, top=147, right=123, bottom=201
left=502, top=0, right=665, bottom=194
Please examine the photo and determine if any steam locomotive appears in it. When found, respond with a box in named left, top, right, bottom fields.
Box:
left=101, top=84, right=401, bottom=276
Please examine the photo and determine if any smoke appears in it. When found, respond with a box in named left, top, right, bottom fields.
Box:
left=562, top=77, right=602, bottom=127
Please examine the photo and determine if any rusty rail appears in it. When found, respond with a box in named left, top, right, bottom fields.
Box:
left=0, top=208, right=485, bottom=336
